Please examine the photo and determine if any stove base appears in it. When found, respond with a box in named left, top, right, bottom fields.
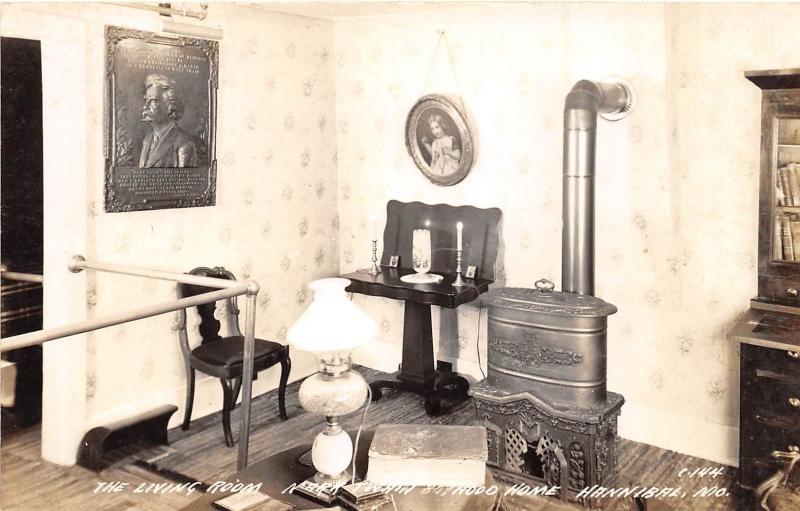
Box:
left=471, top=382, right=624, bottom=505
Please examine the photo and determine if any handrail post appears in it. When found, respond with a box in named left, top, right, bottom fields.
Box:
left=1, top=256, right=264, bottom=470
left=237, top=282, right=259, bottom=469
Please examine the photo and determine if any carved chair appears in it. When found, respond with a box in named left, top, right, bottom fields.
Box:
left=756, top=446, right=800, bottom=511
left=177, top=267, right=290, bottom=447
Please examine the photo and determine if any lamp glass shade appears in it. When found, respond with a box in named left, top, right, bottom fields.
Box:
left=288, top=278, right=377, bottom=354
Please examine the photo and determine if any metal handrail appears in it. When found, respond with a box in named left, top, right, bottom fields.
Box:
left=0, top=270, right=44, bottom=284
left=0, top=255, right=259, bottom=470
left=0, top=286, right=244, bottom=352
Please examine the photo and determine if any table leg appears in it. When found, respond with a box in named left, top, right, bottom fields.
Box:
left=396, top=301, right=436, bottom=392
left=369, top=301, right=469, bottom=415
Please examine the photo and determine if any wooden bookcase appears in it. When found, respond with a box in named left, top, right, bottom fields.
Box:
left=747, top=69, right=800, bottom=306
left=731, top=68, right=800, bottom=506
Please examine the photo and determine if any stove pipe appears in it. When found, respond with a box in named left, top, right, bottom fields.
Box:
left=562, top=79, right=634, bottom=296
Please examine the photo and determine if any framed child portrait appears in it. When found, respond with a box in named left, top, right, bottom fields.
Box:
left=405, top=94, right=474, bottom=187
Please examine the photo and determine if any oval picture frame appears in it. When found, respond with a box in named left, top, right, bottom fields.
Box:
left=405, top=94, right=474, bottom=187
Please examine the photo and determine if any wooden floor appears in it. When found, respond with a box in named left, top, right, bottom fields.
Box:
left=1, top=368, right=741, bottom=511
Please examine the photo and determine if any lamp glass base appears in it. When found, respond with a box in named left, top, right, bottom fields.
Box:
left=314, top=469, right=351, bottom=487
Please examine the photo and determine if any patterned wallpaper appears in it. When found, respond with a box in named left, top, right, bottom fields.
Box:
left=334, top=3, right=671, bottom=371
left=331, top=2, right=796, bottom=464
left=5, top=0, right=799, bottom=466
left=86, top=5, right=340, bottom=422
left=0, top=3, right=340, bottom=427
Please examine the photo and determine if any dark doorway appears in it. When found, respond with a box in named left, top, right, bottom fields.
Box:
left=1, top=37, right=44, bottom=430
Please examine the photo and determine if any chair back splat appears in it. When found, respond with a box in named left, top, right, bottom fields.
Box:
left=178, top=267, right=241, bottom=343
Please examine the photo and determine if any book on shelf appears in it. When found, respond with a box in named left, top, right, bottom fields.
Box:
left=777, top=179, right=787, bottom=206
left=786, top=163, right=800, bottom=206
left=365, top=424, right=487, bottom=488
left=779, top=167, right=792, bottom=206
left=790, top=215, right=800, bottom=260
left=775, top=214, right=784, bottom=260
left=782, top=214, right=796, bottom=261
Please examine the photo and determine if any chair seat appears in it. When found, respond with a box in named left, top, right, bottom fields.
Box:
left=190, top=337, right=287, bottom=379
left=769, top=485, right=800, bottom=511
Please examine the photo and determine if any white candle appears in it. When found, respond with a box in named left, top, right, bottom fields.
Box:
left=457, top=221, right=463, bottom=251
left=370, top=213, right=377, bottom=240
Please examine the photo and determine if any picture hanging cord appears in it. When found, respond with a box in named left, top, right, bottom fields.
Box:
left=421, top=30, right=468, bottom=114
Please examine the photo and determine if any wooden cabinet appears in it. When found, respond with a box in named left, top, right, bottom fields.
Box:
left=748, top=69, right=800, bottom=306
left=732, top=69, right=800, bottom=502
left=736, top=330, right=800, bottom=490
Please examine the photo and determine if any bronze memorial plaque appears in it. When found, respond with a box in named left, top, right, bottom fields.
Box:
left=104, top=26, right=218, bottom=212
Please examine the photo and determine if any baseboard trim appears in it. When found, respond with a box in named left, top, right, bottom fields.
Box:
left=86, top=353, right=319, bottom=437
left=322, top=342, right=741, bottom=466
left=617, top=401, right=739, bottom=467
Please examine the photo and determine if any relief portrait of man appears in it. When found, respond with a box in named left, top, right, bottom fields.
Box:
left=138, top=73, right=199, bottom=168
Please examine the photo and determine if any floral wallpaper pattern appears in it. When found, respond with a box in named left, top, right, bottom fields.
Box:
left=63, top=5, right=340, bottom=424
left=6, top=1, right=799, bottom=466
left=331, top=3, right=797, bottom=464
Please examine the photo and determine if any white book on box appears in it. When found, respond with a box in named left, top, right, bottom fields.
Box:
left=366, top=424, right=487, bottom=488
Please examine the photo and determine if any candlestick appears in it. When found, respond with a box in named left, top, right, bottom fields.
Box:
left=368, top=239, right=381, bottom=275
left=453, top=247, right=466, bottom=287
left=456, top=221, right=463, bottom=251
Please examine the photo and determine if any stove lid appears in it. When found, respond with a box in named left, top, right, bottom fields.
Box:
left=488, top=279, right=618, bottom=317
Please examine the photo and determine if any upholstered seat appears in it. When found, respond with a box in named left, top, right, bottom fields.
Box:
left=190, top=337, right=288, bottom=379
left=177, top=267, right=291, bottom=447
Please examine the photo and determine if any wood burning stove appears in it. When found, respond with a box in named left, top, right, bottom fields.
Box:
left=471, top=78, right=634, bottom=503
left=485, top=280, right=616, bottom=407
left=471, top=284, right=624, bottom=499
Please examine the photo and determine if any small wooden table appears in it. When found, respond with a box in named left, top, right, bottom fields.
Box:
left=180, top=430, right=498, bottom=511
left=342, top=200, right=502, bottom=415
left=342, top=269, right=492, bottom=414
